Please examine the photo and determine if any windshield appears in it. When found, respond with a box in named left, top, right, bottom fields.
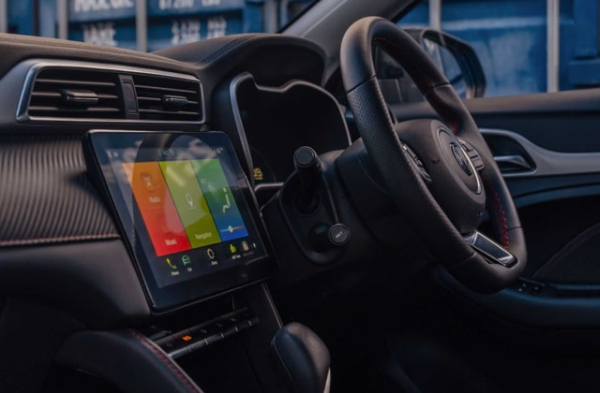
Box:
left=3, top=0, right=319, bottom=51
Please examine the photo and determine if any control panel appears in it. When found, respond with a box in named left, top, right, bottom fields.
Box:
left=152, top=308, right=259, bottom=359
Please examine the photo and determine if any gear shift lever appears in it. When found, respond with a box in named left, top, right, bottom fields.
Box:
left=271, top=323, right=331, bottom=393
left=293, top=146, right=322, bottom=214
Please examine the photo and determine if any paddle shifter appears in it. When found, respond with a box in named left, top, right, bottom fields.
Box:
left=272, top=323, right=331, bottom=393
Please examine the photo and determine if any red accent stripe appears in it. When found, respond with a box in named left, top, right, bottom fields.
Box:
left=492, top=188, right=510, bottom=249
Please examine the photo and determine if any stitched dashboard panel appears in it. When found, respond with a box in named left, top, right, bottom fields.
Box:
left=0, top=134, right=119, bottom=247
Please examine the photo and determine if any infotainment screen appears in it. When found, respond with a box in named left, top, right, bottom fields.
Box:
left=85, top=131, right=276, bottom=310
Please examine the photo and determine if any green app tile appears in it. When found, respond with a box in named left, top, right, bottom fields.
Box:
left=192, top=159, right=249, bottom=242
left=159, top=161, right=222, bottom=248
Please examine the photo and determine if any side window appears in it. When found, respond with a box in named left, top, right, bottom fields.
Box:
left=2, top=0, right=315, bottom=51
left=400, top=0, right=600, bottom=97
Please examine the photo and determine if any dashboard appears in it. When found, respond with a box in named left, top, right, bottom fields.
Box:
left=0, top=32, right=352, bottom=325
left=0, top=22, right=537, bottom=393
left=0, top=32, right=383, bottom=393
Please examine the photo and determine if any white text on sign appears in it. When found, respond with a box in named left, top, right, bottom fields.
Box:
left=73, top=0, right=134, bottom=13
left=83, top=22, right=118, bottom=46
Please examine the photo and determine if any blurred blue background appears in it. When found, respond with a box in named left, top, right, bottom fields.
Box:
left=4, top=0, right=599, bottom=96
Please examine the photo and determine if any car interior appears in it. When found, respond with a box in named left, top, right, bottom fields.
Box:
left=2, top=0, right=600, bottom=392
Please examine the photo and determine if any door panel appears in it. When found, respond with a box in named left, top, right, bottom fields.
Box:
left=391, top=88, right=600, bottom=152
left=481, top=128, right=600, bottom=178
left=391, top=88, right=600, bottom=328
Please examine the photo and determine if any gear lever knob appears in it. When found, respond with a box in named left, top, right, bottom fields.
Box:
left=271, top=323, right=331, bottom=393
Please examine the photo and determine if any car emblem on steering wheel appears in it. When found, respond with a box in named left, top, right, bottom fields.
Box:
left=451, top=143, right=473, bottom=176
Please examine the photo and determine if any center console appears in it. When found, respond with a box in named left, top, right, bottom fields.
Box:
left=56, top=130, right=326, bottom=393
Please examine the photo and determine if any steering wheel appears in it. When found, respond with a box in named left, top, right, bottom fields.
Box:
left=340, top=17, right=526, bottom=293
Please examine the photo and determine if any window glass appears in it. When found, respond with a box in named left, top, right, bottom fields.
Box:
left=5, top=0, right=317, bottom=51
left=399, top=0, right=599, bottom=97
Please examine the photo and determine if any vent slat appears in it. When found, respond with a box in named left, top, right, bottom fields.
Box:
left=135, top=84, right=197, bottom=95
left=25, top=66, right=202, bottom=122
left=137, top=96, right=162, bottom=102
left=136, top=96, right=198, bottom=105
left=27, top=68, right=123, bottom=119
left=35, top=78, right=117, bottom=88
left=29, top=106, right=121, bottom=113
left=133, top=74, right=202, bottom=121
left=30, top=91, right=61, bottom=98
left=138, top=109, right=199, bottom=116
left=31, top=92, right=119, bottom=100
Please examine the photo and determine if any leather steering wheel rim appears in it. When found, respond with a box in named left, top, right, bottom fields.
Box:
left=340, top=17, right=526, bottom=293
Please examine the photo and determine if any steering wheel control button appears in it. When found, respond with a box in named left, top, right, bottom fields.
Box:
left=461, top=141, right=485, bottom=171
left=403, top=144, right=431, bottom=181
left=311, top=223, right=351, bottom=252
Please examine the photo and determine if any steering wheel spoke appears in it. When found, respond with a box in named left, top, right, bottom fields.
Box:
left=464, top=231, right=515, bottom=267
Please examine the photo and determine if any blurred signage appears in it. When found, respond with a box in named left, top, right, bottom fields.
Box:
left=66, top=0, right=244, bottom=51
left=69, top=0, right=136, bottom=22
left=147, top=12, right=242, bottom=51
left=68, top=0, right=136, bottom=49
left=69, top=21, right=137, bottom=50
left=148, top=0, right=245, bottom=16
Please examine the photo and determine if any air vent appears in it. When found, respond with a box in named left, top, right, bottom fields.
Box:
left=133, top=74, right=202, bottom=121
left=28, top=68, right=122, bottom=119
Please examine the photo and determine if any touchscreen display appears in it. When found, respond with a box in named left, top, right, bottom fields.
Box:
left=87, top=131, right=274, bottom=309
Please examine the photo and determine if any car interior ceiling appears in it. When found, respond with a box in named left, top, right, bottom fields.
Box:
left=2, top=0, right=600, bottom=393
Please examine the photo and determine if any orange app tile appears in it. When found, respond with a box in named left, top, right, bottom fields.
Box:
left=123, top=162, right=191, bottom=256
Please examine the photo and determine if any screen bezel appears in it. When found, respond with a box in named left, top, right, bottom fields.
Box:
left=85, top=130, right=277, bottom=311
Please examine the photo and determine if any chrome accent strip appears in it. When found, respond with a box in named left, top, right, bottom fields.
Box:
left=16, top=59, right=204, bottom=124
left=493, top=155, right=533, bottom=171
left=465, top=231, right=515, bottom=267
left=324, top=369, right=331, bottom=393
left=481, top=128, right=600, bottom=178
left=254, top=182, right=284, bottom=193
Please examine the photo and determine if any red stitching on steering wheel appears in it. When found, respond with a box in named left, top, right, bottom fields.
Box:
left=491, top=187, right=510, bottom=249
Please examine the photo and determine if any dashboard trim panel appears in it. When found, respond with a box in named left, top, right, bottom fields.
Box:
left=228, top=72, right=351, bottom=188
left=229, top=72, right=257, bottom=184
